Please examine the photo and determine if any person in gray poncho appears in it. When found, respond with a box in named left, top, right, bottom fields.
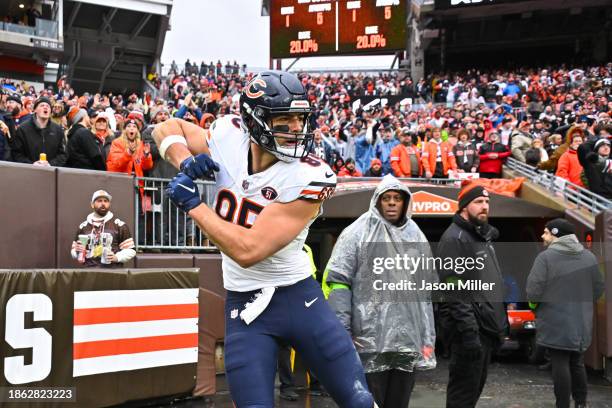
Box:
left=326, top=174, right=437, bottom=408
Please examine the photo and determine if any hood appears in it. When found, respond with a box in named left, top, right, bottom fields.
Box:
left=369, top=174, right=413, bottom=226
left=548, top=234, right=583, bottom=254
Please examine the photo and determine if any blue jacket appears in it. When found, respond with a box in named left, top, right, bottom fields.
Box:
left=376, top=139, right=399, bottom=175
left=355, top=135, right=376, bottom=174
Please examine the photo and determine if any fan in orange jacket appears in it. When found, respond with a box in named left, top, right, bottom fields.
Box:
left=421, top=128, right=457, bottom=178
left=390, top=129, right=423, bottom=177
left=555, top=133, right=585, bottom=187
left=106, top=119, right=153, bottom=180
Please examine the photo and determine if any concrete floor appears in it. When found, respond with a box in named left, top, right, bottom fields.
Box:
left=145, top=355, right=612, bottom=408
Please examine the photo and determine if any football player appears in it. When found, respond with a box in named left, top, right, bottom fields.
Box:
left=154, top=71, right=374, bottom=408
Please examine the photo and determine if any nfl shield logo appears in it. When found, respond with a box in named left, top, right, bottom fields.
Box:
left=242, top=180, right=250, bottom=190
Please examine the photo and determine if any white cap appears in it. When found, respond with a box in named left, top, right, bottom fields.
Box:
left=91, top=190, right=112, bottom=204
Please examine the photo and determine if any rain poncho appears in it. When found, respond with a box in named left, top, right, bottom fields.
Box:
left=326, top=174, right=437, bottom=373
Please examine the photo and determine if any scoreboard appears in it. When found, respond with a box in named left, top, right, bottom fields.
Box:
left=270, top=0, right=407, bottom=59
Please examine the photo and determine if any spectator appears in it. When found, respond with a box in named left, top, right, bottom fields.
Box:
left=331, top=153, right=345, bottom=174
left=545, top=133, right=563, bottom=157
left=390, top=128, right=422, bottom=177
left=525, top=139, right=548, bottom=167
left=421, top=128, right=457, bottom=178
left=0, top=119, right=8, bottom=161
left=364, top=158, right=383, bottom=177
left=478, top=132, right=511, bottom=178
left=437, top=183, right=507, bottom=408
left=526, top=219, right=603, bottom=408
left=310, top=128, right=333, bottom=164
left=66, top=108, right=107, bottom=171
left=511, top=121, right=534, bottom=162
left=71, top=190, right=136, bottom=268
left=106, top=119, right=153, bottom=179
left=12, top=97, right=66, bottom=166
left=2, top=94, right=19, bottom=141
left=582, top=139, right=612, bottom=198
left=555, top=133, right=584, bottom=187
left=326, top=175, right=436, bottom=408
left=15, top=96, right=32, bottom=127
left=143, top=105, right=176, bottom=179
left=539, top=127, right=584, bottom=172
left=50, top=100, right=66, bottom=129
left=338, top=157, right=362, bottom=177
left=454, top=129, right=480, bottom=173
left=375, top=125, right=399, bottom=175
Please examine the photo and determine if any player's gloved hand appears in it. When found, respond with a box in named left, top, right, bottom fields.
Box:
left=458, top=330, right=482, bottom=361
left=165, top=173, right=202, bottom=213
left=180, top=154, right=220, bottom=180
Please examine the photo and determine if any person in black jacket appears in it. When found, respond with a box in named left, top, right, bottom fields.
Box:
left=11, top=97, right=67, bottom=166
left=66, top=108, right=106, bottom=171
left=437, top=182, right=507, bottom=408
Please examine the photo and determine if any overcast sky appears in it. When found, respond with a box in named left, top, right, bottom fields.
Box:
left=161, top=0, right=394, bottom=71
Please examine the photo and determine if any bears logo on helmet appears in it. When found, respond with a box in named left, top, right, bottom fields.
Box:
left=245, top=78, right=267, bottom=99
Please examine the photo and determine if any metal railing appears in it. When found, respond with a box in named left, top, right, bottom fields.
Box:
left=134, top=177, right=216, bottom=251
left=505, top=157, right=612, bottom=216
left=0, top=19, right=58, bottom=39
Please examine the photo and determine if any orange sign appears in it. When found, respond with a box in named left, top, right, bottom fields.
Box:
left=411, top=191, right=458, bottom=215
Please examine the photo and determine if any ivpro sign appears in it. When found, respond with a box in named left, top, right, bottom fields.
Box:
left=411, top=191, right=458, bottom=215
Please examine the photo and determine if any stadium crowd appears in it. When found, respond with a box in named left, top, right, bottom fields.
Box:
left=0, top=63, right=611, bottom=198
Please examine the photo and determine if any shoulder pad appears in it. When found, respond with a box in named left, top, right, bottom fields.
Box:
left=114, top=218, right=125, bottom=227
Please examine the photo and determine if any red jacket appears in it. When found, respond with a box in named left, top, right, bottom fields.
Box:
left=338, top=166, right=362, bottom=177
left=478, top=142, right=511, bottom=175
left=556, top=149, right=584, bottom=187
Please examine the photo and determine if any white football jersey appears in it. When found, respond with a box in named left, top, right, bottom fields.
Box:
left=207, top=115, right=337, bottom=292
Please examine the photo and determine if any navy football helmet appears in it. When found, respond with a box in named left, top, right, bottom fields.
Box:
left=240, top=70, right=314, bottom=162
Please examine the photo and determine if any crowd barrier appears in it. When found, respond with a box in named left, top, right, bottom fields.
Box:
left=505, top=157, right=612, bottom=216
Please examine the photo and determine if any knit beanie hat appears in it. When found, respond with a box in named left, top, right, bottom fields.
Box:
left=545, top=218, right=576, bottom=238
left=67, top=106, right=88, bottom=126
left=458, top=182, right=489, bottom=211
left=33, top=97, right=52, bottom=110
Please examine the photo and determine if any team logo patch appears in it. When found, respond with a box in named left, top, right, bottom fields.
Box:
left=245, top=78, right=267, bottom=99
left=482, top=189, right=489, bottom=197
left=242, top=180, right=250, bottom=190
left=261, top=186, right=278, bottom=200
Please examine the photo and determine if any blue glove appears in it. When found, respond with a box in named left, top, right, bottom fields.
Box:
left=180, top=154, right=220, bottom=180
left=165, top=173, right=202, bottom=213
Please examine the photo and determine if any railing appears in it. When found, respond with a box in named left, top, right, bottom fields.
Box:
left=133, top=175, right=464, bottom=252
left=0, top=18, right=58, bottom=39
left=505, top=157, right=612, bottom=216
left=134, top=177, right=216, bottom=251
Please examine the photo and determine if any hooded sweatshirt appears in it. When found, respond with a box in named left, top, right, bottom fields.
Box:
left=326, top=174, right=437, bottom=373
left=526, top=235, right=604, bottom=351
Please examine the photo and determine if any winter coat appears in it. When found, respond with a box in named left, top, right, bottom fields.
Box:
left=327, top=175, right=437, bottom=373
left=337, top=166, right=362, bottom=177
left=421, top=139, right=457, bottom=176
left=375, top=138, right=399, bottom=175
left=555, top=148, right=584, bottom=187
left=436, top=214, right=508, bottom=344
left=106, top=138, right=153, bottom=177
left=526, top=235, right=604, bottom=352
left=12, top=116, right=67, bottom=166
left=390, top=144, right=422, bottom=177
left=478, top=142, right=511, bottom=175
left=66, top=124, right=107, bottom=170
left=453, top=141, right=480, bottom=173
left=510, top=130, right=533, bottom=163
